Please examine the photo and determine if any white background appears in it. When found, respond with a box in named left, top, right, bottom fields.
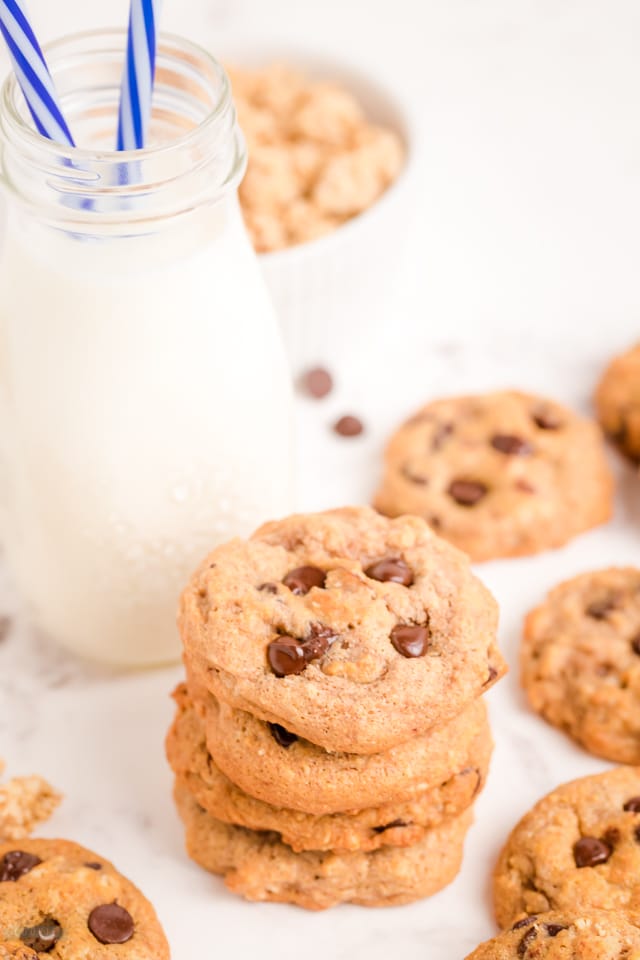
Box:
left=1, top=2, right=639, bottom=958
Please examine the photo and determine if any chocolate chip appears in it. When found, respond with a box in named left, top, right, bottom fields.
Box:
left=333, top=415, right=364, bottom=437
left=448, top=479, right=488, bottom=506
left=635, top=825, right=640, bottom=844
left=267, top=636, right=309, bottom=677
left=573, top=836, right=613, bottom=867
left=0, top=850, right=42, bottom=882
left=268, top=723, right=298, bottom=748
left=603, top=827, right=621, bottom=847
left=512, top=917, right=538, bottom=930
left=282, top=566, right=326, bottom=596
left=88, top=903, right=134, bottom=945
left=21, top=919, right=62, bottom=952
left=586, top=596, right=617, bottom=620
left=624, top=797, right=640, bottom=812
left=267, top=624, right=338, bottom=676
left=365, top=557, right=413, bottom=586
left=518, top=926, right=538, bottom=956
left=390, top=623, right=430, bottom=658
left=484, top=665, right=499, bottom=687
left=632, top=634, right=640, bottom=656
left=84, top=861, right=102, bottom=870
left=373, top=819, right=408, bottom=834
left=544, top=924, right=568, bottom=937
left=491, top=434, right=532, bottom=455
left=302, top=366, right=333, bottom=399
left=258, top=582, right=278, bottom=594
left=533, top=409, right=562, bottom=430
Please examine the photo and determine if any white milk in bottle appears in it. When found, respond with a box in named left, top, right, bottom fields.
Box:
left=0, top=32, right=294, bottom=665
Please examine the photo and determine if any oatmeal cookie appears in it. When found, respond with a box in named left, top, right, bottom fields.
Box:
left=522, top=568, right=640, bottom=764
left=595, top=342, right=640, bottom=463
left=175, top=784, right=473, bottom=910
left=494, top=767, right=640, bottom=927
left=374, top=391, right=613, bottom=561
left=180, top=507, right=503, bottom=754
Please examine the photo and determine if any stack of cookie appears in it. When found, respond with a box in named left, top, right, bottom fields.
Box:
left=167, top=507, right=505, bottom=909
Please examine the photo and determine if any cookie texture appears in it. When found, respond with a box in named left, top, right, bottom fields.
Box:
left=494, top=767, right=640, bottom=928
left=0, top=763, right=61, bottom=842
left=187, top=675, right=490, bottom=814
left=180, top=506, right=503, bottom=754
left=465, top=911, right=640, bottom=960
left=373, top=391, right=613, bottom=562
left=522, top=568, right=640, bottom=764
left=595, top=342, right=640, bottom=463
left=0, top=838, right=169, bottom=958
left=167, top=684, right=491, bottom=852
left=175, top=784, right=473, bottom=910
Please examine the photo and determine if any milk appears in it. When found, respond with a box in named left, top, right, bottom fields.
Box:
left=0, top=197, right=293, bottom=664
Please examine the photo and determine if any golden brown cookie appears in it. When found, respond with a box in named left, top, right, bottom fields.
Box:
left=175, top=783, right=473, bottom=910
left=595, top=342, right=640, bottom=463
left=521, top=567, right=640, bottom=764
left=0, top=838, right=169, bottom=958
left=465, top=911, right=640, bottom=960
left=166, top=684, right=491, bottom=852
left=180, top=506, right=503, bottom=755
left=373, top=391, right=613, bottom=562
left=493, top=767, right=640, bottom=928
left=187, top=677, right=490, bottom=814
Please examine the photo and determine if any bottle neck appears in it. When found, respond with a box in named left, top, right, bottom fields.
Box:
left=0, top=30, right=246, bottom=236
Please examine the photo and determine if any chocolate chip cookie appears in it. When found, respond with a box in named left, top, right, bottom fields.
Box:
left=186, top=677, right=490, bottom=814
left=167, top=684, right=491, bottom=852
left=493, top=767, right=640, bottom=928
left=465, top=911, right=640, bottom=960
left=595, top=342, right=640, bottom=463
left=521, top=567, right=640, bottom=764
left=175, top=784, right=473, bottom=909
left=0, top=838, right=169, bottom=958
left=180, top=507, right=503, bottom=754
left=373, top=391, right=613, bottom=562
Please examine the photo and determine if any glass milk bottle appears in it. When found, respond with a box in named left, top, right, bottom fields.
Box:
left=0, top=31, right=294, bottom=665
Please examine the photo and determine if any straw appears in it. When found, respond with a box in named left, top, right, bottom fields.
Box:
left=0, top=0, right=74, bottom=146
left=117, top=0, right=162, bottom=151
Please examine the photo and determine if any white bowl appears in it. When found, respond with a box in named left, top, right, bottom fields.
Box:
left=225, top=49, right=418, bottom=375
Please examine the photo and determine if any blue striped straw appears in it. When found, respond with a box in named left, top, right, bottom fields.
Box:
left=0, top=0, right=74, bottom=146
left=117, top=0, right=162, bottom=151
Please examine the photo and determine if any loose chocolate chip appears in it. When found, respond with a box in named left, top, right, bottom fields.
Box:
left=586, top=597, right=617, bottom=620
left=258, top=582, right=278, bottom=594
left=533, top=409, right=562, bottom=430
left=491, top=434, right=532, bottom=455
left=88, top=903, right=134, bottom=945
left=282, top=566, right=326, bottom=596
left=302, top=366, right=333, bottom=399
left=518, top=926, right=538, bottom=956
left=267, top=636, right=309, bottom=677
left=544, top=924, right=568, bottom=937
left=84, top=862, right=102, bottom=870
left=573, top=836, right=612, bottom=867
left=268, top=722, right=298, bottom=748
left=632, top=634, right=640, bottom=656
left=624, top=797, right=640, bottom=812
left=333, top=415, right=364, bottom=437
left=390, top=623, right=430, bottom=658
left=512, top=917, right=538, bottom=930
left=0, top=850, right=42, bottom=882
left=21, top=919, right=62, bottom=952
left=365, top=557, right=414, bottom=587
left=448, top=479, right=488, bottom=506
left=373, top=819, right=408, bottom=834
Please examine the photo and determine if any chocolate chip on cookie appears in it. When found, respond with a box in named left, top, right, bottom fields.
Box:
left=21, top=919, right=62, bottom=952
left=390, top=623, right=430, bottom=658
left=88, top=903, right=135, bottom=945
left=282, top=565, right=326, bottom=595
left=268, top=723, right=298, bottom=748
left=573, top=836, right=612, bottom=867
left=0, top=850, right=41, bottom=882
left=374, top=391, right=613, bottom=561
left=365, top=557, right=413, bottom=586
left=267, top=623, right=338, bottom=677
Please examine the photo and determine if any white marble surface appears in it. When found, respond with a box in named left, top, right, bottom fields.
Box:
left=1, top=1, right=640, bottom=958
